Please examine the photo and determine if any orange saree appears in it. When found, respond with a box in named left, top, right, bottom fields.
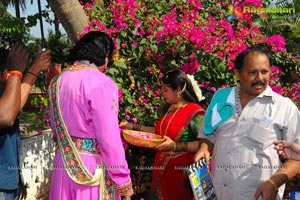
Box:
left=151, top=103, right=205, bottom=200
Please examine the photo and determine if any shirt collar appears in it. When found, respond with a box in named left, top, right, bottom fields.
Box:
left=74, top=60, right=97, bottom=68
left=257, top=85, right=275, bottom=102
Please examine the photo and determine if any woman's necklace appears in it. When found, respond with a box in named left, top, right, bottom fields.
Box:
left=159, top=102, right=186, bottom=136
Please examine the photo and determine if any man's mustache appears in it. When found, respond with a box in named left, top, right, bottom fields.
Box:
left=251, top=81, right=265, bottom=87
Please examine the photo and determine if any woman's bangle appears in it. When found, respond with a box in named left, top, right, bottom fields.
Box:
left=132, top=123, right=136, bottom=130
left=173, top=142, right=177, bottom=151
left=27, top=71, right=38, bottom=78
left=174, top=142, right=187, bottom=152
left=267, top=178, right=278, bottom=192
left=133, top=123, right=141, bottom=131
left=4, top=70, right=23, bottom=80
left=129, top=122, right=133, bottom=130
left=182, top=142, right=187, bottom=152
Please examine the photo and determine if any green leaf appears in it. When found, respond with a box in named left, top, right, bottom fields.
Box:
left=114, top=61, right=127, bottom=69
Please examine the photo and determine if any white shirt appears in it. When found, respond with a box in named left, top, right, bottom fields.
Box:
left=198, top=85, right=300, bottom=200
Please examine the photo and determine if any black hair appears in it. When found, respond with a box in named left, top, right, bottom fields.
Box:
left=199, top=87, right=215, bottom=107
left=234, top=45, right=273, bottom=72
left=161, top=68, right=200, bottom=104
left=69, top=31, right=114, bottom=66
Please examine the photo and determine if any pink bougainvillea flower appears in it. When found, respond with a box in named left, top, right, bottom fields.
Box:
left=132, top=41, right=138, bottom=47
left=134, top=100, right=139, bottom=106
left=265, top=35, right=286, bottom=53
left=271, top=66, right=281, bottom=74
left=81, top=0, right=300, bottom=130
left=228, top=61, right=235, bottom=70
left=125, top=115, right=131, bottom=120
left=84, top=3, right=93, bottom=9
left=118, top=89, right=124, bottom=98
left=270, top=85, right=284, bottom=95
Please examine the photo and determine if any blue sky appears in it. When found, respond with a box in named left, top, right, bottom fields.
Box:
left=7, top=1, right=66, bottom=38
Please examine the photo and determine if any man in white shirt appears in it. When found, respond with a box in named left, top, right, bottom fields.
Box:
left=196, top=46, right=300, bottom=200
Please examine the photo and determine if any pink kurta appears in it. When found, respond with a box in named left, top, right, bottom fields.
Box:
left=49, top=66, right=131, bottom=200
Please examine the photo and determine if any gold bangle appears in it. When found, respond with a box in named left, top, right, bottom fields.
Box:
left=133, top=123, right=136, bottom=130
left=176, top=141, right=180, bottom=151
left=136, top=124, right=141, bottom=131
left=267, top=178, right=278, bottom=192
left=133, top=123, right=140, bottom=131
left=182, top=142, right=187, bottom=152
left=174, top=141, right=187, bottom=152
left=173, top=142, right=176, bottom=151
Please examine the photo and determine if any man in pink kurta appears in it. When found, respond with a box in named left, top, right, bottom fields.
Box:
left=48, top=31, right=133, bottom=200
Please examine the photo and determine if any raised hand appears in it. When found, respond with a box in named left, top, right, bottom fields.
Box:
left=6, top=44, right=30, bottom=73
left=29, top=47, right=52, bottom=75
left=274, top=140, right=300, bottom=161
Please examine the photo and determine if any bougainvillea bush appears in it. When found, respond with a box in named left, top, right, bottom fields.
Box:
left=80, top=0, right=300, bottom=196
left=83, top=0, right=300, bottom=126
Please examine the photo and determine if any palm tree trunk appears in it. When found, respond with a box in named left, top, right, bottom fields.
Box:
left=46, top=0, right=89, bottom=43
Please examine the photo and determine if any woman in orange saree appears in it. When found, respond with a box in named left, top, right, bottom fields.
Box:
left=150, top=69, right=205, bottom=200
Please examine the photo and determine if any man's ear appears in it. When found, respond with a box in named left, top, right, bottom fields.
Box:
left=233, top=68, right=240, bottom=82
